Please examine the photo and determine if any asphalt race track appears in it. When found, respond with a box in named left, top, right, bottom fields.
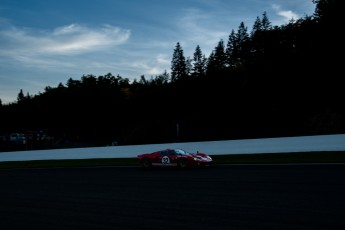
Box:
left=0, top=164, right=345, bottom=230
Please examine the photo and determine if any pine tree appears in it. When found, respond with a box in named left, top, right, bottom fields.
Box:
left=192, top=45, right=206, bottom=78
left=213, top=39, right=226, bottom=71
left=225, top=29, right=238, bottom=68
left=250, top=12, right=272, bottom=58
left=171, top=42, right=187, bottom=82
left=225, top=22, right=249, bottom=69
left=156, top=70, right=170, bottom=84
left=236, top=22, right=250, bottom=66
left=206, top=39, right=226, bottom=76
left=206, top=51, right=215, bottom=76
left=251, top=16, right=262, bottom=37
left=313, top=0, right=340, bottom=23
left=66, top=78, right=81, bottom=88
left=185, top=56, right=193, bottom=77
left=17, top=89, right=25, bottom=102
left=261, top=11, right=272, bottom=31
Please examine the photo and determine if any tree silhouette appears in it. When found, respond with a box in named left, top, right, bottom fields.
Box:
left=192, top=45, right=206, bottom=78
left=236, top=22, right=250, bottom=66
left=225, top=29, right=237, bottom=69
left=171, top=42, right=187, bottom=82
left=17, top=89, right=25, bottom=102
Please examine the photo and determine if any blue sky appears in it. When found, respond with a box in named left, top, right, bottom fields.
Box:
left=0, top=0, right=315, bottom=104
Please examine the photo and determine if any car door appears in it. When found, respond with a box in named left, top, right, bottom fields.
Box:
left=158, top=150, right=177, bottom=166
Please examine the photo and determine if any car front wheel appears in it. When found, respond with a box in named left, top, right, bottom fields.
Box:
left=141, top=158, right=152, bottom=169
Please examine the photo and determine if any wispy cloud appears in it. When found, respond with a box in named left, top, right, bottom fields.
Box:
left=0, top=23, right=133, bottom=103
left=272, top=4, right=299, bottom=24
left=0, top=24, right=131, bottom=58
left=130, top=53, right=171, bottom=76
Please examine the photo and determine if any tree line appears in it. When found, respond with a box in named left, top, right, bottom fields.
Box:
left=0, top=0, right=343, bottom=151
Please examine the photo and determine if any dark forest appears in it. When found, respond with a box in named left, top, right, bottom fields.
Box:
left=0, top=0, right=343, bottom=151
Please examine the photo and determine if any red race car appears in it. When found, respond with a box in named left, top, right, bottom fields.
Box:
left=137, top=148, right=213, bottom=169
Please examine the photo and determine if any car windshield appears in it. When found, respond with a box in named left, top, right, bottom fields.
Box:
left=174, top=149, right=190, bottom=155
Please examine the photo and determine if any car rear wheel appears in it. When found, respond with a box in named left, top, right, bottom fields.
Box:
left=141, top=158, right=152, bottom=169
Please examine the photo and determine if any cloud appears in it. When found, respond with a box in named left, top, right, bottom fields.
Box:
left=272, top=4, right=299, bottom=23
left=146, top=67, right=163, bottom=75
left=128, top=53, right=170, bottom=77
left=156, top=54, right=170, bottom=65
left=0, top=23, right=131, bottom=58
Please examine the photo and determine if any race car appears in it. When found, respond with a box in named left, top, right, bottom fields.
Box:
left=137, top=148, right=213, bottom=169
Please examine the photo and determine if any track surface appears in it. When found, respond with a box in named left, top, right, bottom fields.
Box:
left=1, top=164, right=345, bottom=230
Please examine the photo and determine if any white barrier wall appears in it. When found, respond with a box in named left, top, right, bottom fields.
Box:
left=0, top=134, right=345, bottom=162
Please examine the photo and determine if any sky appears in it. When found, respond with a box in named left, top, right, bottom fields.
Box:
left=0, top=0, right=315, bottom=104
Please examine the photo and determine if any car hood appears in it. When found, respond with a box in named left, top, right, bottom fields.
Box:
left=191, top=153, right=212, bottom=161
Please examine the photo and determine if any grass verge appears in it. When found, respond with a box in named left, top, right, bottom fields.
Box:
left=0, top=151, right=344, bottom=169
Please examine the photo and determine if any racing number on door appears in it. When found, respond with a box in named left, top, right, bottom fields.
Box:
left=162, top=156, right=170, bottom=164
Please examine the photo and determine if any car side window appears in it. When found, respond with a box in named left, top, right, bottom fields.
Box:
left=168, top=150, right=176, bottom=156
